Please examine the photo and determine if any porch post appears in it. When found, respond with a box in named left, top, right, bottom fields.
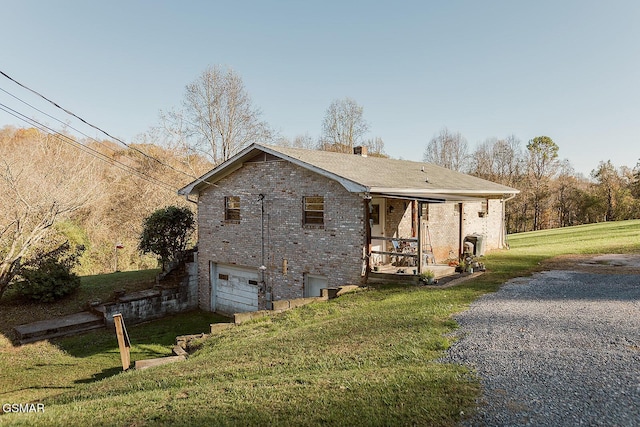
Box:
left=458, top=203, right=464, bottom=257
left=363, top=197, right=371, bottom=283
left=417, top=201, right=423, bottom=274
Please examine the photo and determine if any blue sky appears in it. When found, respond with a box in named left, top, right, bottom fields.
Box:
left=2, top=0, right=639, bottom=176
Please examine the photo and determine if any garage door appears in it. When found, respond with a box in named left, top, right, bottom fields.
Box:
left=211, top=263, right=259, bottom=315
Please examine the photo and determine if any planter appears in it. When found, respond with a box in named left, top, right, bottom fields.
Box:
left=419, top=277, right=437, bottom=285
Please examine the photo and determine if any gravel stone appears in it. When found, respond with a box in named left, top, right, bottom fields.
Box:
left=443, top=269, right=640, bottom=426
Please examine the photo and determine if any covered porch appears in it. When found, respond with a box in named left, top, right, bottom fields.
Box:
left=364, top=193, right=471, bottom=282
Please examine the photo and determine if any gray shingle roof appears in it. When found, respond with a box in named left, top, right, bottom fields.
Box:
left=179, top=143, right=519, bottom=199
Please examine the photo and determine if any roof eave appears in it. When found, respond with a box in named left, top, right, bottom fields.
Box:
left=370, top=187, right=519, bottom=198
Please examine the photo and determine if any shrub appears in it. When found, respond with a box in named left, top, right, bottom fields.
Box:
left=138, top=206, right=195, bottom=271
left=16, top=242, right=84, bottom=302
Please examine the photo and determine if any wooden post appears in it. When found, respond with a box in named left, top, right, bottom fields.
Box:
left=113, top=313, right=131, bottom=371
left=363, top=197, right=371, bottom=282
left=417, top=202, right=423, bottom=274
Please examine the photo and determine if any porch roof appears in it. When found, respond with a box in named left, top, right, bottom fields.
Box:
left=375, top=192, right=487, bottom=203
left=179, top=144, right=519, bottom=199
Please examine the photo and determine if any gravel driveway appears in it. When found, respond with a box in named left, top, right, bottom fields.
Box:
left=444, top=256, right=640, bottom=426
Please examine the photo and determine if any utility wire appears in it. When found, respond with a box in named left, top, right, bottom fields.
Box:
left=0, top=69, right=207, bottom=183
left=0, top=86, right=121, bottom=157
left=0, top=102, right=179, bottom=193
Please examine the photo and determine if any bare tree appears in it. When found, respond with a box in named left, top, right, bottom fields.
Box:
left=589, top=160, right=639, bottom=222
left=276, top=133, right=317, bottom=150
left=319, top=97, right=369, bottom=153
left=554, top=160, right=583, bottom=227
left=423, top=128, right=469, bottom=172
left=526, top=136, right=559, bottom=230
left=159, top=65, right=272, bottom=165
left=363, top=137, right=387, bottom=157
left=292, top=133, right=317, bottom=150
left=469, top=137, right=496, bottom=179
left=470, top=135, right=523, bottom=185
left=0, top=130, right=97, bottom=300
left=494, top=135, right=523, bottom=185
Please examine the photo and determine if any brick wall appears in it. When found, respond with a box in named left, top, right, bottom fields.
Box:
left=384, top=199, right=415, bottom=238
left=196, top=159, right=366, bottom=311
left=425, top=203, right=461, bottom=262
left=424, top=199, right=505, bottom=262
left=461, top=199, right=505, bottom=252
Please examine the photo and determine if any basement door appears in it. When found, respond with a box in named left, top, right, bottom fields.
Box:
left=210, top=263, right=259, bottom=315
left=304, top=274, right=328, bottom=298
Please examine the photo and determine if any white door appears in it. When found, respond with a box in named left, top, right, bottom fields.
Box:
left=211, top=263, right=259, bottom=315
left=371, top=198, right=385, bottom=265
left=304, top=274, right=328, bottom=298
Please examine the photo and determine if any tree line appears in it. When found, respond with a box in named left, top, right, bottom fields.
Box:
left=424, top=129, right=640, bottom=232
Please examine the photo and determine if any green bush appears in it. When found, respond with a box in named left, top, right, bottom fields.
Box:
left=16, top=243, right=84, bottom=302
left=138, top=205, right=195, bottom=271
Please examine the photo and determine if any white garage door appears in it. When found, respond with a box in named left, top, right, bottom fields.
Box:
left=211, top=263, right=259, bottom=315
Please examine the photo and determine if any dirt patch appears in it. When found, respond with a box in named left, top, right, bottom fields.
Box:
left=540, top=253, right=640, bottom=275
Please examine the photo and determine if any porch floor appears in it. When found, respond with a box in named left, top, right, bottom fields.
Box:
left=372, top=263, right=455, bottom=278
left=368, top=263, right=456, bottom=284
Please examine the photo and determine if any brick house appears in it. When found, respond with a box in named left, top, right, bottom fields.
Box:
left=179, top=143, right=518, bottom=315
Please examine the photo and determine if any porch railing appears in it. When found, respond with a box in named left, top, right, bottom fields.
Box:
left=370, top=236, right=418, bottom=265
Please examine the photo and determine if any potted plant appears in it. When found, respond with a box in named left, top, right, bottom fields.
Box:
left=420, top=269, right=437, bottom=285
left=461, top=255, right=478, bottom=273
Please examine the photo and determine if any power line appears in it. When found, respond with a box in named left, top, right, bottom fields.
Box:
left=0, top=102, right=179, bottom=193
left=0, top=69, right=206, bottom=184
left=0, top=86, right=120, bottom=156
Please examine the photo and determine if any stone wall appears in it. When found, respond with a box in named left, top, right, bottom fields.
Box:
left=103, top=254, right=198, bottom=325
left=196, top=159, right=366, bottom=311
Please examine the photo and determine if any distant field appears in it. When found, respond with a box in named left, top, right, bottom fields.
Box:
left=508, top=219, right=640, bottom=255
left=1, top=220, right=639, bottom=426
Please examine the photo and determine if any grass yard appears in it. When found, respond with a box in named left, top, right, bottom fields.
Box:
left=0, top=269, right=160, bottom=341
left=1, top=220, right=639, bottom=426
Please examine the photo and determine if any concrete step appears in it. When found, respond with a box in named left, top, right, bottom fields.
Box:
left=134, top=355, right=185, bottom=370
left=14, top=311, right=105, bottom=345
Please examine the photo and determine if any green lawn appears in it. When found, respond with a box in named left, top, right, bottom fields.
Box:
left=1, top=220, right=639, bottom=426
left=0, top=270, right=160, bottom=340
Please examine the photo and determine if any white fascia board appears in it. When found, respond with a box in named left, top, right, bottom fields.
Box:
left=370, top=187, right=519, bottom=197
left=178, top=144, right=263, bottom=196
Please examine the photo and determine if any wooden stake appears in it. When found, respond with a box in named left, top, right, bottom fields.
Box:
left=113, top=313, right=131, bottom=370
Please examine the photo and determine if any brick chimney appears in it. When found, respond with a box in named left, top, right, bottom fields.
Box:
left=353, top=146, right=368, bottom=157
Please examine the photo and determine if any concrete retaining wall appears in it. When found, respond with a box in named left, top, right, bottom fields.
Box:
left=103, top=255, right=198, bottom=325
